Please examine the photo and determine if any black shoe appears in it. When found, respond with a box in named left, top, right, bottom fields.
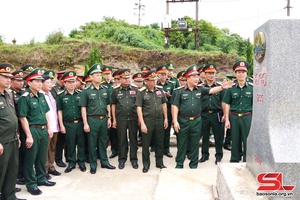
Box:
left=79, top=165, right=87, bottom=172
left=48, top=170, right=61, bottom=176
left=118, top=162, right=125, bottom=169
left=90, top=168, right=96, bottom=174
left=156, top=164, right=167, bottom=169
left=46, top=174, right=52, bottom=180
left=132, top=162, right=139, bottom=169
left=16, top=177, right=25, bottom=185
left=199, top=156, right=209, bottom=163
left=16, top=198, right=27, bottom=200
left=164, top=152, right=173, bottom=158
left=64, top=166, right=75, bottom=173
left=142, top=167, right=149, bottom=173
left=150, top=147, right=155, bottom=152
left=215, top=158, right=221, bottom=165
left=38, top=180, right=56, bottom=187
left=27, top=187, right=42, bottom=195
left=109, top=153, right=118, bottom=159
left=101, top=164, right=116, bottom=169
left=15, top=187, right=21, bottom=192
left=224, top=145, right=232, bottom=151
left=56, top=160, right=66, bottom=167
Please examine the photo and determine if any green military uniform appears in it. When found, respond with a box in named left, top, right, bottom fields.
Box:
left=156, top=70, right=174, bottom=155
left=0, top=80, right=19, bottom=200
left=57, top=87, right=86, bottom=169
left=222, top=60, right=253, bottom=162
left=79, top=83, right=111, bottom=169
left=111, top=82, right=138, bottom=165
left=18, top=88, right=50, bottom=190
left=172, top=65, right=211, bottom=168
left=136, top=83, right=167, bottom=169
left=201, top=80, right=225, bottom=161
left=168, top=76, right=180, bottom=88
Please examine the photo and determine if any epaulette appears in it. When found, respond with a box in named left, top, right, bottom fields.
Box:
left=197, top=83, right=204, bottom=87
left=156, top=85, right=163, bottom=89
left=102, top=85, right=108, bottom=89
left=232, top=83, right=237, bottom=87
left=168, top=80, right=175, bottom=84
left=75, top=89, right=82, bottom=93
left=113, top=85, right=121, bottom=90
left=58, top=90, right=65, bottom=95
left=173, top=85, right=184, bottom=91
left=21, top=88, right=26, bottom=91
left=215, top=82, right=222, bottom=86
left=8, top=88, right=12, bottom=92
left=248, top=82, right=253, bottom=86
left=22, top=92, right=29, bottom=97
left=130, top=84, right=137, bottom=88
left=139, top=86, right=146, bottom=92
left=84, top=85, right=91, bottom=90
left=101, top=81, right=105, bottom=84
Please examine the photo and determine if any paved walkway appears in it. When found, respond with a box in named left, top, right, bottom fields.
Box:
left=16, top=142, right=232, bottom=200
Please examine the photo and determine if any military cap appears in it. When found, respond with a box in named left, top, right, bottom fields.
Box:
left=132, top=72, right=144, bottom=81
left=143, top=70, right=157, bottom=80
left=233, top=60, right=249, bottom=72
left=24, top=68, right=45, bottom=82
left=77, top=75, right=84, bottom=84
left=11, top=69, right=24, bottom=80
left=156, top=65, right=168, bottom=74
left=44, top=70, right=56, bottom=79
left=112, top=70, right=121, bottom=79
left=0, top=63, right=13, bottom=77
left=20, top=64, right=34, bottom=74
left=166, top=61, right=175, bottom=70
left=42, top=75, right=51, bottom=83
left=83, top=74, right=91, bottom=83
left=203, top=63, right=217, bottom=73
left=87, top=63, right=102, bottom=75
left=226, top=74, right=236, bottom=80
left=197, top=64, right=206, bottom=73
left=101, top=65, right=112, bottom=74
left=119, top=69, right=131, bottom=78
left=177, top=70, right=186, bottom=80
left=61, top=70, right=77, bottom=82
left=56, top=71, right=66, bottom=80
left=183, top=64, right=199, bottom=78
left=141, top=66, right=151, bottom=74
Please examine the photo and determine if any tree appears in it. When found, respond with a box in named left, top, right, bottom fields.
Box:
left=85, top=47, right=102, bottom=74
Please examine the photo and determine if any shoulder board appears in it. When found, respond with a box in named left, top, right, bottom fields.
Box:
left=130, top=84, right=137, bottom=88
left=197, top=83, right=204, bottom=87
left=215, top=82, right=222, bottom=86
left=156, top=85, right=163, bottom=89
left=102, top=85, right=108, bottom=89
left=58, top=90, right=65, bottom=95
left=84, top=85, right=91, bottom=90
left=113, top=85, right=121, bottom=90
left=22, top=92, right=29, bottom=97
left=248, top=82, right=253, bottom=86
left=8, top=88, right=13, bottom=92
left=139, top=86, right=146, bottom=92
left=101, top=81, right=106, bottom=84
left=168, top=80, right=175, bottom=84
left=232, top=83, right=237, bottom=86
left=76, top=89, right=82, bottom=93
left=174, top=85, right=184, bottom=91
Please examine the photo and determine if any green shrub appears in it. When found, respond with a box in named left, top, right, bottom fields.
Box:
left=45, top=30, right=64, bottom=45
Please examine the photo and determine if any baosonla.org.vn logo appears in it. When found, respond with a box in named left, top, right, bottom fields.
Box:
left=256, top=172, right=296, bottom=197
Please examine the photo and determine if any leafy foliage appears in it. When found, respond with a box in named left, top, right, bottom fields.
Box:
left=45, top=30, right=64, bottom=45
left=85, top=47, right=102, bottom=74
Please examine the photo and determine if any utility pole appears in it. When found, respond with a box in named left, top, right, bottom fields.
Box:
left=134, top=0, right=145, bottom=29
left=165, top=0, right=199, bottom=50
left=284, top=0, right=292, bottom=16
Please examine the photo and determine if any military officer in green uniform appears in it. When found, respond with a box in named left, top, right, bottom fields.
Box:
left=0, top=63, right=20, bottom=200
left=18, top=68, right=56, bottom=196
left=79, top=63, right=116, bottom=174
left=156, top=64, right=174, bottom=158
left=102, top=66, right=118, bottom=159
left=166, top=62, right=180, bottom=88
left=57, top=71, right=87, bottom=173
left=172, top=65, right=232, bottom=168
left=198, top=64, right=206, bottom=84
left=111, top=69, right=139, bottom=169
left=199, top=64, right=225, bottom=165
left=223, top=60, right=253, bottom=163
left=136, top=70, right=168, bottom=173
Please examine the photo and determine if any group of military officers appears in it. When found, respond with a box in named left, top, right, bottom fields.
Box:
left=0, top=60, right=253, bottom=199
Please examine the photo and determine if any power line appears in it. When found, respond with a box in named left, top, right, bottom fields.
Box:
left=134, top=0, right=145, bottom=28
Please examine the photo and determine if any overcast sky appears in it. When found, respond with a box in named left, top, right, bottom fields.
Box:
left=1, top=0, right=299, bottom=44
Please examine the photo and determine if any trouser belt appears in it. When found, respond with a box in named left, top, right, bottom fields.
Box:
left=203, top=110, right=221, bottom=114
left=64, top=119, right=83, bottom=123
left=230, top=111, right=252, bottom=117
left=179, top=113, right=201, bottom=120
left=89, top=115, right=106, bottom=119
left=30, top=125, right=46, bottom=129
